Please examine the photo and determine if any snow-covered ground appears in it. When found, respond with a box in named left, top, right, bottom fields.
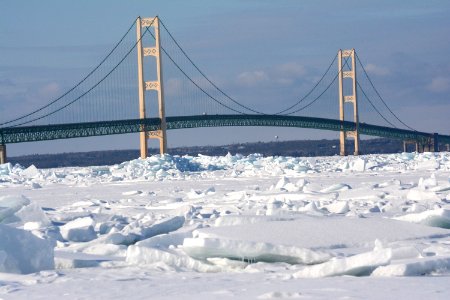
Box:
left=1, top=152, right=450, bottom=299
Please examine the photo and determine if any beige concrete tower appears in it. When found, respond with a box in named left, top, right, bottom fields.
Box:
left=0, top=145, right=6, bottom=164
left=136, top=16, right=167, bottom=158
left=338, top=49, right=360, bottom=156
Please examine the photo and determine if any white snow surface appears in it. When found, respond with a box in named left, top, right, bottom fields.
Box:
left=1, top=152, right=450, bottom=299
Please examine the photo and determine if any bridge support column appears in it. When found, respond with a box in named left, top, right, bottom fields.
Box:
left=136, top=16, right=167, bottom=158
left=424, top=136, right=435, bottom=152
left=403, top=140, right=419, bottom=153
left=0, top=145, right=6, bottom=164
left=338, top=49, right=360, bottom=156
left=433, top=133, right=439, bottom=152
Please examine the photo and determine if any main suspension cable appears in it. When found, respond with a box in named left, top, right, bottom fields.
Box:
left=1, top=17, right=139, bottom=127
left=285, top=56, right=350, bottom=115
left=275, top=54, right=337, bottom=115
left=148, top=25, right=248, bottom=115
left=159, top=19, right=264, bottom=115
left=10, top=17, right=156, bottom=127
left=355, top=53, right=415, bottom=131
left=340, top=59, right=397, bottom=128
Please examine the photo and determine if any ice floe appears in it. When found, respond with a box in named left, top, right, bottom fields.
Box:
left=1, top=151, right=450, bottom=298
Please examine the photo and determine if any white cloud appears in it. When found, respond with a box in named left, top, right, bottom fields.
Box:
left=277, top=62, right=307, bottom=77
left=364, top=64, right=390, bottom=76
left=237, top=70, right=269, bottom=87
left=274, top=62, right=307, bottom=86
left=427, top=76, right=450, bottom=93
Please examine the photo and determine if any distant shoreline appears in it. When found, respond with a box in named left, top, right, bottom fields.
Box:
left=8, top=138, right=404, bottom=169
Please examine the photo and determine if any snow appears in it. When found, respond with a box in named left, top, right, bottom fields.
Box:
left=1, top=151, right=450, bottom=299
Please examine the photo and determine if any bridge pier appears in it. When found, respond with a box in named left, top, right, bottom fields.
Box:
left=0, top=145, right=6, bottom=164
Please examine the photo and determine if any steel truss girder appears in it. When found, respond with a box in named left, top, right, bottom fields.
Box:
left=0, top=115, right=448, bottom=145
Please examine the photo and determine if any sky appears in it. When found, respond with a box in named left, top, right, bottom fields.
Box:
left=1, top=0, right=449, bottom=156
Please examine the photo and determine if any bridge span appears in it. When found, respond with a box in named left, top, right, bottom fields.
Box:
left=1, top=16, right=449, bottom=164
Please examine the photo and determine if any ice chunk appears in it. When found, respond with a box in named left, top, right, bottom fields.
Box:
left=275, top=177, right=290, bottom=190
left=351, top=158, right=366, bottom=172
left=136, top=229, right=194, bottom=249
left=23, top=222, right=42, bottom=231
left=372, top=256, right=450, bottom=276
left=21, top=165, right=40, bottom=178
left=126, top=246, right=220, bottom=272
left=0, top=224, right=54, bottom=274
left=60, top=217, right=97, bottom=242
left=136, top=224, right=198, bottom=250
left=391, top=246, right=421, bottom=260
left=393, top=209, right=450, bottom=229
left=183, top=237, right=330, bottom=265
left=293, top=247, right=392, bottom=278
left=419, top=174, right=437, bottom=188
left=105, top=215, right=185, bottom=245
left=126, top=215, right=185, bottom=241
left=324, top=201, right=350, bottom=214
left=0, top=163, right=12, bottom=176
left=190, top=215, right=449, bottom=251
left=296, top=178, right=308, bottom=188
left=297, top=201, right=326, bottom=216
left=283, top=182, right=300, bottom=192
left=14, top=202, right=51, bottom=228
left=0, top=195, right=31, bottom=223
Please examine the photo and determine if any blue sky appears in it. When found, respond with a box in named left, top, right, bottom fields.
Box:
left=1, top=0, right=450, bottom=155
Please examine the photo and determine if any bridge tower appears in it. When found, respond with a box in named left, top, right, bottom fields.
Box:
left=136, top=16, right=167, bottom=158
left=338, top=49, right=360, bottom=156
left=0, top=144, right=6, bottom=164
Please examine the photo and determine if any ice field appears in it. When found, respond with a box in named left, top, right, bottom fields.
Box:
left=1, top=152, right=450, bottom=299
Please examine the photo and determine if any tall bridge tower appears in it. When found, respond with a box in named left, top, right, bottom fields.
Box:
left=136, top=16, right=167, bottom=158
left=338, top=49, right=360, bottom=156
left=0, top=144, right=6, bottom=164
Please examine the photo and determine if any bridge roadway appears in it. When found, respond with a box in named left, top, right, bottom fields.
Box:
left=1, top=115, right=449, bottom=145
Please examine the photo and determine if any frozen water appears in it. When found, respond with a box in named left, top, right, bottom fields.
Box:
left=1, top=152, right=450, bottom=299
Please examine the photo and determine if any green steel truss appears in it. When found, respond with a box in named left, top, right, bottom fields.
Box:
left=1, top=115, right=449, bottom=145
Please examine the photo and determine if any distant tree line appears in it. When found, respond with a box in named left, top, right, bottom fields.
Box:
left=9, top=138, right=403, bottom=169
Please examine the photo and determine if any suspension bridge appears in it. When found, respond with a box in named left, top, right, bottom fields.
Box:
left=1, top=16, right=449, bottom=164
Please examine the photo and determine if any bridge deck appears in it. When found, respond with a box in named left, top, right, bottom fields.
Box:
left=1, top=115, right=449, bottom=145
